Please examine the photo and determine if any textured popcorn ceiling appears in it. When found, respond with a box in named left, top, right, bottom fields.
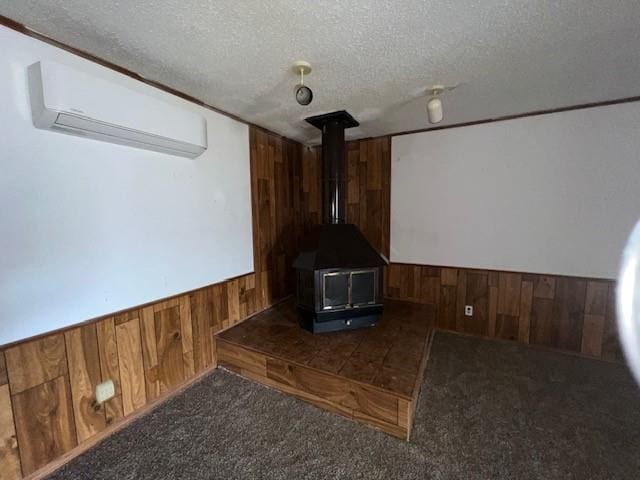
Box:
left=2, top=1, right=640, bottom=144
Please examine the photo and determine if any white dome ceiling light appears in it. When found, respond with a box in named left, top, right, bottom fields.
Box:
left=427, top=95, right=443, bottom=124
left=426, top=84, right=459, bottom=124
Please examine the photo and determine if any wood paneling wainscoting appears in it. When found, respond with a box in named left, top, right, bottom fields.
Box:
left=385, top=263, right=622, bottom=362
left=0, top=126, right=308, bottom=479
left=334, top=135, right=623, bottom=363
left=301, top=136, right=391, bottom=258
left=346, top=137, right=391, bottom=258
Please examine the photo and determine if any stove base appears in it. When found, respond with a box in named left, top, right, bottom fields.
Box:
left=297, top=304, right=382, bottom=334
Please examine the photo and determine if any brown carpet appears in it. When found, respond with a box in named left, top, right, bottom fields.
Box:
left=47, top=331, right=640, bottom=479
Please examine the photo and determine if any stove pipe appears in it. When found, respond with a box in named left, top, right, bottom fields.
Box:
left=306, top=111, right=359, bottom=225
left=321, top=119, right=346, bottom=224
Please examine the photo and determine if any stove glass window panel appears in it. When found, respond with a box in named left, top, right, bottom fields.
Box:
left=351, top=270, right=376, bottom=305
left=323, top=272, right=350, bottom=309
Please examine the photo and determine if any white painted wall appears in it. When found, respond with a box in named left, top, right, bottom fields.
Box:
left=0, top=26, right=254, bottom=345
left=391, top=102, right=640, bottom=280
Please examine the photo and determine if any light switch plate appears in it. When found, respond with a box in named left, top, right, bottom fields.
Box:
left=95, top=379, right=115, bottom=404
left=465, top=305, right=473, bottom=316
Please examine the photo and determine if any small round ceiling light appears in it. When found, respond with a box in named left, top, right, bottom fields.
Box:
left=426, top=84, right=460, bottom=124
left=292, top=60, right=313, bottom=106
left=427, top=86, right=445, bottom=124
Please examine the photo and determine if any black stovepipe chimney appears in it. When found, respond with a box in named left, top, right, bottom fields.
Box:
left=305, top=111, right=359, bottom=225
left=321, top=119, right=346, bottom=224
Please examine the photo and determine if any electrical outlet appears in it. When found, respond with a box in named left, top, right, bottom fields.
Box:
left=465, top=305, right=473, bottom=316
left=95, top=379, right=115, bottom=404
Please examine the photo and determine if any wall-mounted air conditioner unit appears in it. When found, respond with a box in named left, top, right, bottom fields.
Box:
left=27, top=61, right=208, bottom=158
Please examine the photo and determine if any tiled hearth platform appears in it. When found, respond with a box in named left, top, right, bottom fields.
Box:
left=217, top=298, right=435, bottom=439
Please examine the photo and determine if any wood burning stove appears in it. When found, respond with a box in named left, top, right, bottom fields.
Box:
left=293, top=111, right=387, bottom=333
left=294, top=224, right=386, bottom=333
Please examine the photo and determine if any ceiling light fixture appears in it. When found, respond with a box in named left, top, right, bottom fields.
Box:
left=292, top=60, right=313, bottom=106
left=426, top=84, right=459, bottom=124
left=427, top=89, right=443, bottom=124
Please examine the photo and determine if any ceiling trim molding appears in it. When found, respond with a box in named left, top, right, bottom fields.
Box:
left=0, top=14, right=297, bottom=143
left=389, top=95, right=640, bottom=138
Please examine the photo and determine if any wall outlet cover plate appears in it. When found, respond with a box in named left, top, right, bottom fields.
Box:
left=95, top=379, right=115, bottom=404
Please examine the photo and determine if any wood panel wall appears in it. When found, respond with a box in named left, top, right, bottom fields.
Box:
left=0, top=127, right=307, bottom=479
left=337, top=135, right=623, bottom=363
left=298, top=145, right=323, bottom=239
left=346, top=137, right=391, bottom=258
left=385, top=264, right=622, bottom=362
left=302, top=136, right=391, bottom=257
